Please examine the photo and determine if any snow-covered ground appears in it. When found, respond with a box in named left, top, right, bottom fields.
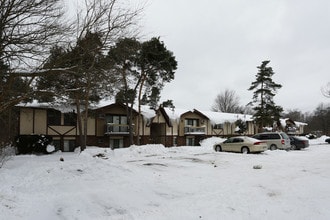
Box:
left=1, top=136, right=330, bottom=220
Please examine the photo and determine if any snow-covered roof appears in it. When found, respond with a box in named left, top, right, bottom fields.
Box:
left=138, top=105, right=156, bottom=119
left=17, top=100, right=76, bottom=113
left=90, top=99, right=114, bottom=109
left=95, top=101, right=156, bottom=119
left=163, top=107, right=193, bottom=121
left=18, top=100, right=156, bottom=119
left=162, top=107, right=253, bottom=124
left=17, top=101, right=307, bottom=126
left=197, top=110, right=254, bottom=124
left=279, top=118, right=308, bottom=127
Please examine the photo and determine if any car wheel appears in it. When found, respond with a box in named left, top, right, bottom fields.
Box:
left=290, top=145, right=297, bottom=150
left=270, top=144, right=277, bottom=151
left=215, top=145, right=222, bottom=152
left=241, top=147, right=249, bottom=154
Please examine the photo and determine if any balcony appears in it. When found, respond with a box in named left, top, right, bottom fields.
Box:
left=105, top=123, right=130, bottom=134
left=184, top=126, right=206, bottom=135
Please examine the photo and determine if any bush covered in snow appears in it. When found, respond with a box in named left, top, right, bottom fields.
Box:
left=0, top=144, right=16, bottom=168
left=15, top=135, right=54, bottom=154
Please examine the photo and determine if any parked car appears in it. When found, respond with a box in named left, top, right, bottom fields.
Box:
left=289, top=136, right=309, bottom=150
left=252, top=132, right=291, bottom=150
left=325, top=138, right=330, bottom=144
left=213, top=136, right=268, bottom=154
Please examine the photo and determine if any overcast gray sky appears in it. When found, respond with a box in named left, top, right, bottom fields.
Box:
left=141, top=0, right=330, bottom=112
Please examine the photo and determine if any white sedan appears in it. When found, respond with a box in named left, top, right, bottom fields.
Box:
left=213, top=136, right=268, bottom=154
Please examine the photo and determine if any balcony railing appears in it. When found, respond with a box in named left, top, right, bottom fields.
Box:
left=184, top=126, right=206, bottom=134
left=106, top=123, right=130, bottom=134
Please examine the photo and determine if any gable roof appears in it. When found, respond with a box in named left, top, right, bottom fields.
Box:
left=161, top=107, right=254, bottom=124
left=17, top=100, right=76, bottom=113
left=157, top=107, right=173, bottom=127
left=95, top=100, right=156, bottom=119
left=18, top=100, right=156, bottom=120
left=162, top=107, right=193, bottom=121
left=279, top=118, right=308, bottom=127
left=195, top=110, right=254, bottom=124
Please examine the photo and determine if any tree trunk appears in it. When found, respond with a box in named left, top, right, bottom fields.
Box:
left=137, top=73, right=147, bottom=145
left=82, top=73, right=91, bottom=151
left=260, top=81, right=264, bottom=130
left=83, top=102, right=89, bottom=151
left=128, top=102, right=135, bottom=146
left=76, top=98, right=85, bottom=151
left=124, top=98, right=134, bottom=146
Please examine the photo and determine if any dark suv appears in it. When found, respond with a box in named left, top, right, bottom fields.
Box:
left=252, top=132, right=291, bottom=150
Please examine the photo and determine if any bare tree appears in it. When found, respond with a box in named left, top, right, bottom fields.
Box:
left=74, top=0, right=143, bottom=150
left=308, top=103, right=330, bottom=135
left=321, top=82, right=330, bottom=98
left=212, top=89, right=243, bottom=113
left=283, top=109, right=306, bottom=122
left=0, top=0, right=67, bottom=113
left=37, top=0, right=143, bottom=150
left=73, top=0, right=143, bottom=50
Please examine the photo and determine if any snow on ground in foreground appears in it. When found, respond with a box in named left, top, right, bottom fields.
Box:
left=1, top=137, right=330, bottom=220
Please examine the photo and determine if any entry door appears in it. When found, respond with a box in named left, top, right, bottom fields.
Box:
left=186, top=137, right=195, bottom=146
left=110, top=138, right=123, bottom=149
left=150, top=123, right=166, bottom=145
left=63, top=140, right=70, bottom=152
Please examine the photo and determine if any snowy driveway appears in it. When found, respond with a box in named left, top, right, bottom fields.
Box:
left=1, top=140, right=330, bottom=220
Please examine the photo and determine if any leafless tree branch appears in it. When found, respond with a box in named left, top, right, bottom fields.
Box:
left=1, top=0, right=68, bottom=69
left=321, top=82, right=330, bottom=98
left=74, top=0, right=143, bottom=49
left=0, top=0, right=69, bottom=112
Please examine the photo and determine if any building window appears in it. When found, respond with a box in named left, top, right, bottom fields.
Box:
left=185, top=119, right=199, bottom=127
left=214, top=124, right=224, bottom=129
left=106, top=115, right=128, bottom=132
left=106, top=115, right=128, bottom=124
left=64, top=112, right=77, bottom=126
left=47, top=109, right=61, bottom=125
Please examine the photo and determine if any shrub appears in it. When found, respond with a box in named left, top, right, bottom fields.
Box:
left=0, top=144, right=16, bottom=168
left=15, top=135, right=53, bottom=154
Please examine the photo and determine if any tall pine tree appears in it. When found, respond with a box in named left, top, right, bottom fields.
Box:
left=108, top=37, right=177, bottom=145
left=248, top=60, right=283, bottom=131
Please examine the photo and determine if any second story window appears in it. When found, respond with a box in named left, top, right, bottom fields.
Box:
left=185, top=119, right=199, bottom=127
left=107, top=115, right=127, bottom=124
left=64, top=112, right=77, bottom=126
left=184, top=118, right=205, bottom=134
left=106, top=115, right=128, bottom=132
left=47, top=109, right=61, bottom=125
